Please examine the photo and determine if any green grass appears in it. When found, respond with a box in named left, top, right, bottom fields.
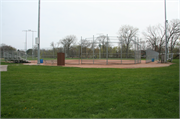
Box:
left=1, top=60, right=179, bottom=118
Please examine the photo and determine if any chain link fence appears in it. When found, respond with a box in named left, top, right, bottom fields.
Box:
left=1, top=35, right=141, bottom=65
left=146, top=49, right=159, bottom=63
left=34, top=47, right=80, bottom=65
left=81, top=35, right=141, bottom=65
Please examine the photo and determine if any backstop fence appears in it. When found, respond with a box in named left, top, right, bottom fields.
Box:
left=1, top=35, right=141, bottom=65
left=80, top=35, right=141, bottom=65
left=40, top=47, right=81, bottom=65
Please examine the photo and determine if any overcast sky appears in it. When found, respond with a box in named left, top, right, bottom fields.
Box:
left=0, top=0, right=179, bottom=50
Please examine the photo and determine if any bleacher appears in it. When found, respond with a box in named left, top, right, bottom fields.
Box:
left=4, top=51, right=30, bottom=63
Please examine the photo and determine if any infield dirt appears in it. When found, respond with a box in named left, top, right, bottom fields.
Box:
left=24, top=60, right=173, bottom=69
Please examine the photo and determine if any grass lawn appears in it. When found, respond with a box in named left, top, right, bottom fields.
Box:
left=1, top=60, right=179, bottom=118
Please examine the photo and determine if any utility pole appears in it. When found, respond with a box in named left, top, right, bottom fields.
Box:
left=164, top=0, right=167, bottom=62
left=37, top=0, right=41, bottom=64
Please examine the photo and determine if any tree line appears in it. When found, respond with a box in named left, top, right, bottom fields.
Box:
left=1, top=19, right=179, bottom=58
left=48, top=19, right=180, bottom=58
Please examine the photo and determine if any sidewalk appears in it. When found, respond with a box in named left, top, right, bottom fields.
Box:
left=0, top=65, right=8, bottom=71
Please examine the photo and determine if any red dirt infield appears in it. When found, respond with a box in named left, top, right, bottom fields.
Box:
left=24, top=59, right=173, bottom=69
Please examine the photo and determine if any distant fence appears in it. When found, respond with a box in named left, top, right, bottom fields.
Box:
left=1, top=35, right=142, bottom=65
left=80, top=35, right=141, bottom=65
left=40, top=47, right=81, bottom=65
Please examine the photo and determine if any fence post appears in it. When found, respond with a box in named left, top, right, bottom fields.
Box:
left=106, top=34, right=108, bottom=65
left=134, top=38, right=137, bottom=64
left=140, top=39, right=141, bottom=63
left=137, top=38, right=139, bottom=63
left=139, top=40, right=140, bottom=63
left=146, top=50, right=147, bottom=63
left=134, top=38, right=136, bottom=64
left=79, top=45, right=80, bottom=64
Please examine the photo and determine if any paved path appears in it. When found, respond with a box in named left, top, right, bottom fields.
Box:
left=0, top=65, right=8, bottom=71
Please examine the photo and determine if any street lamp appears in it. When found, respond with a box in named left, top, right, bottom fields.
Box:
left=22, top=29, right=31, bottom=59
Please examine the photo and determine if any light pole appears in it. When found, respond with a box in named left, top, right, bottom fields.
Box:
left=164, top=0, right=167, bottom=62
left=31, top=30, right=36, bottom=59
left=37, top=0, right=41, bottom=64
left=22, top=29, right=31, bottom=59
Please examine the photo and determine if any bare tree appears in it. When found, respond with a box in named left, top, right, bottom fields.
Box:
left=81, top=39, right=92, bottom=58
left=167, top=19, right=180, bottom=53
left=139, top=40, right=146, bottom=50
left=143, top=25, right=159, bottom=51
left=169, top=34, right=180, bottom=53
left=50, top=42, right=56, bottom=58
left=143, top=24, right=165, bottom=53
left=56, top=41, right=61, bottom=52
left=60, top=35, right=77, bottom=57
left=156, top=24, right=165, bottom=53
left=118, top=25, right=139, bottom=58
left=96, top=35, right=107, bottom=58
left=143, top=19, right=180, bottom=53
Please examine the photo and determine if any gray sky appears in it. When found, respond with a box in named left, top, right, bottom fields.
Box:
left=0, top=0, right=180, bottom=50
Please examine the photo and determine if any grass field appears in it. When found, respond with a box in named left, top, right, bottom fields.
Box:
left=1, top=60, right=179, bottom=118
